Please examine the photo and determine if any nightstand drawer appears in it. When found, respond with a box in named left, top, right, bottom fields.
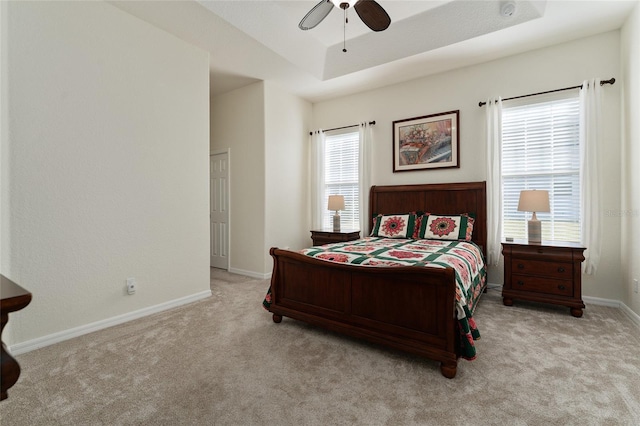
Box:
left=320, top=232, right=350, bottom=240
left=510, top=245, right=576, bottom=261
left=512, top=274, right=573, bottom=297
left=511, top=259, right=572, bottom=280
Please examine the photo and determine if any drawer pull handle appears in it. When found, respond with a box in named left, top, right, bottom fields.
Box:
left=517, top=264, right=525, bottom=269
left=558, top=285, right=566, bottom=290
left=558, top=267, right=565, bottom=273
left=517, top=280, right=524, bottom=286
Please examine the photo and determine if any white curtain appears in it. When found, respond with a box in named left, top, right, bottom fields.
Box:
left=310, top=130, right=326, bottom=230
left=579, top=79, right=602, bottom=275
left=358, top=123, right=372, bottom=235
left=485, top=97, right=503, bottom=266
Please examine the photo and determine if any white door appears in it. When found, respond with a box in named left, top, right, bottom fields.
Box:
left=210, top=152, right=229, bottom=269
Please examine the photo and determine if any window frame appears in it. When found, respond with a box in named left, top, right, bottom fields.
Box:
left=501, top=91, right=582, bottom=243
left=322, top=129, right=360, bottom=230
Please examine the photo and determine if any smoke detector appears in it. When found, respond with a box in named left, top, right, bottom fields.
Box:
left=501, top=1, right=517, bottom=17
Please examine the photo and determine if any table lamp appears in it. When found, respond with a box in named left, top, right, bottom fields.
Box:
left=328, top=195, right=345, bottom=232
left=517, top=190, right=550, bottom=243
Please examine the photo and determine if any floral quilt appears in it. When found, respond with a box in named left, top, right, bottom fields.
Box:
left=263, top=237, right=487, bottom=360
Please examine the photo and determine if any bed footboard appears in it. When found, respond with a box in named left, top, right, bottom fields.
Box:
left=268, top=247, right=459, bottom=378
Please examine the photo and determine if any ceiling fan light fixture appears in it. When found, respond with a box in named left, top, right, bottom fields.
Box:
left=331, top=0, right=358, bottom=9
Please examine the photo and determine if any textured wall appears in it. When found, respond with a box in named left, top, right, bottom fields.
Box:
left=264, top=82, right=312, bottom=266
left=2, top=1, right=211, bottom=345
left=621, top=2, right=640, bottom=316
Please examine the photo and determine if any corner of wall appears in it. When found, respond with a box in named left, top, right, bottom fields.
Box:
left=620, top=1, right=640, bottom=316
left=0, top=0, right=8, bottom=275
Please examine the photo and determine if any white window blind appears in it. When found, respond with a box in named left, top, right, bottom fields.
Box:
left=323, top=130, right=359, bottom=229
left=502, top=94, right=581, bottom=243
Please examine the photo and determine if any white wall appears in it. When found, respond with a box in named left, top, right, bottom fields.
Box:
left=621, top=2, right=640, bottom=316
left=0, top=0, right=8, bottom=276
left=313, top=31, right=623, bottom=301
left=264, top=82, right=313, bottom=268
left=1, top=1, right=211, bottom=346
left=210, top=82, right=267, bottom=276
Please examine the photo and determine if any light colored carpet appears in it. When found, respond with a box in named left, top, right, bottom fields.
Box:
left=1, top=268, right=639, bottom=425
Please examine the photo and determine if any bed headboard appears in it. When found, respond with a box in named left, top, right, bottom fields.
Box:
left=369, top=181, right=487, bottom=257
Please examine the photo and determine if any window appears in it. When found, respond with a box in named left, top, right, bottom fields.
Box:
left=323, top=130, right=360, bottom=229
left=502, top=94, right=581, bottom=243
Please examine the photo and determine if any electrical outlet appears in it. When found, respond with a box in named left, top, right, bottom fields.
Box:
left=126, top=277, right=137, bottom=295
left=634, top=278, right=639, bottom=294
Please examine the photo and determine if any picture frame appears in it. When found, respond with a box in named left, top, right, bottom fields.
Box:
left=393, top=110, right=459, bottom=172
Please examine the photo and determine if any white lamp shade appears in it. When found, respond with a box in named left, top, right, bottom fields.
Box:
left=328, top=195, right=345, bottom=211
left=517, top=190, right=550, bottom=213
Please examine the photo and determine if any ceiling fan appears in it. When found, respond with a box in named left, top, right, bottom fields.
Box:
left=299, top=0, right=391, bottom=32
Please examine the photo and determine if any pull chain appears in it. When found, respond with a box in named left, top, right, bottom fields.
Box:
left=342, top=7, right=348, bottom=52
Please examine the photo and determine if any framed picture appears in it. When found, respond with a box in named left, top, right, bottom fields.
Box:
left=393, top=110, right=459, bottom=172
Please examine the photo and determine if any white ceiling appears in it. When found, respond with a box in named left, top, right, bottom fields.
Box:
left=111, top=0, right=638, bottom=103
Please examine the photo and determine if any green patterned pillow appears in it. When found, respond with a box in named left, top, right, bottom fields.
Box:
left=419, top=213, right=474, bottom=241
left=371, top=213, right=417, bottom=239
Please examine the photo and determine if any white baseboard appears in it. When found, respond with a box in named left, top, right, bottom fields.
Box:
left=486, top=281, right=502, bottom=290
left=486, top=283, right=640, bottom=327
left=12, top=282, right=638, bottom=356
left=9, top=290, right=212, bottom=356
left=619, top=302, right=640, bottom=327
left=227, top=267, right=271, bottom=280
left=583, top=295, right=640, bottom=327
left=582, top=295, right=621, bottom=308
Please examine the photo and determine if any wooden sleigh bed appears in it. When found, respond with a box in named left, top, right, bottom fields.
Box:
left=265, top=181, right=487, bottom=378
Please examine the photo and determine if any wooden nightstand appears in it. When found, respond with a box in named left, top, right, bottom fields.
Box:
left=502, top=240, right=586, bottom=317
left=1, top=275, right=32, bottom=400
left=310, top=229, right=360, bottom=246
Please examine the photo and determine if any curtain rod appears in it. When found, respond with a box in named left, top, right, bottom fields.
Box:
left=309, top=121, right=376, bottom=135
left=478, top=78, right=615, bottom=107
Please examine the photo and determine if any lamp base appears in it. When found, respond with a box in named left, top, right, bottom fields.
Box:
left=333, top=213, right=341, bottom=232
left=527, top=219, right=541, bottom=244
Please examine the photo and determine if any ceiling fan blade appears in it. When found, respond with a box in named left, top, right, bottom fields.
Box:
left=299, top=0, right=335, bottom=31
left=354, top=0, right=391, bottom=32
